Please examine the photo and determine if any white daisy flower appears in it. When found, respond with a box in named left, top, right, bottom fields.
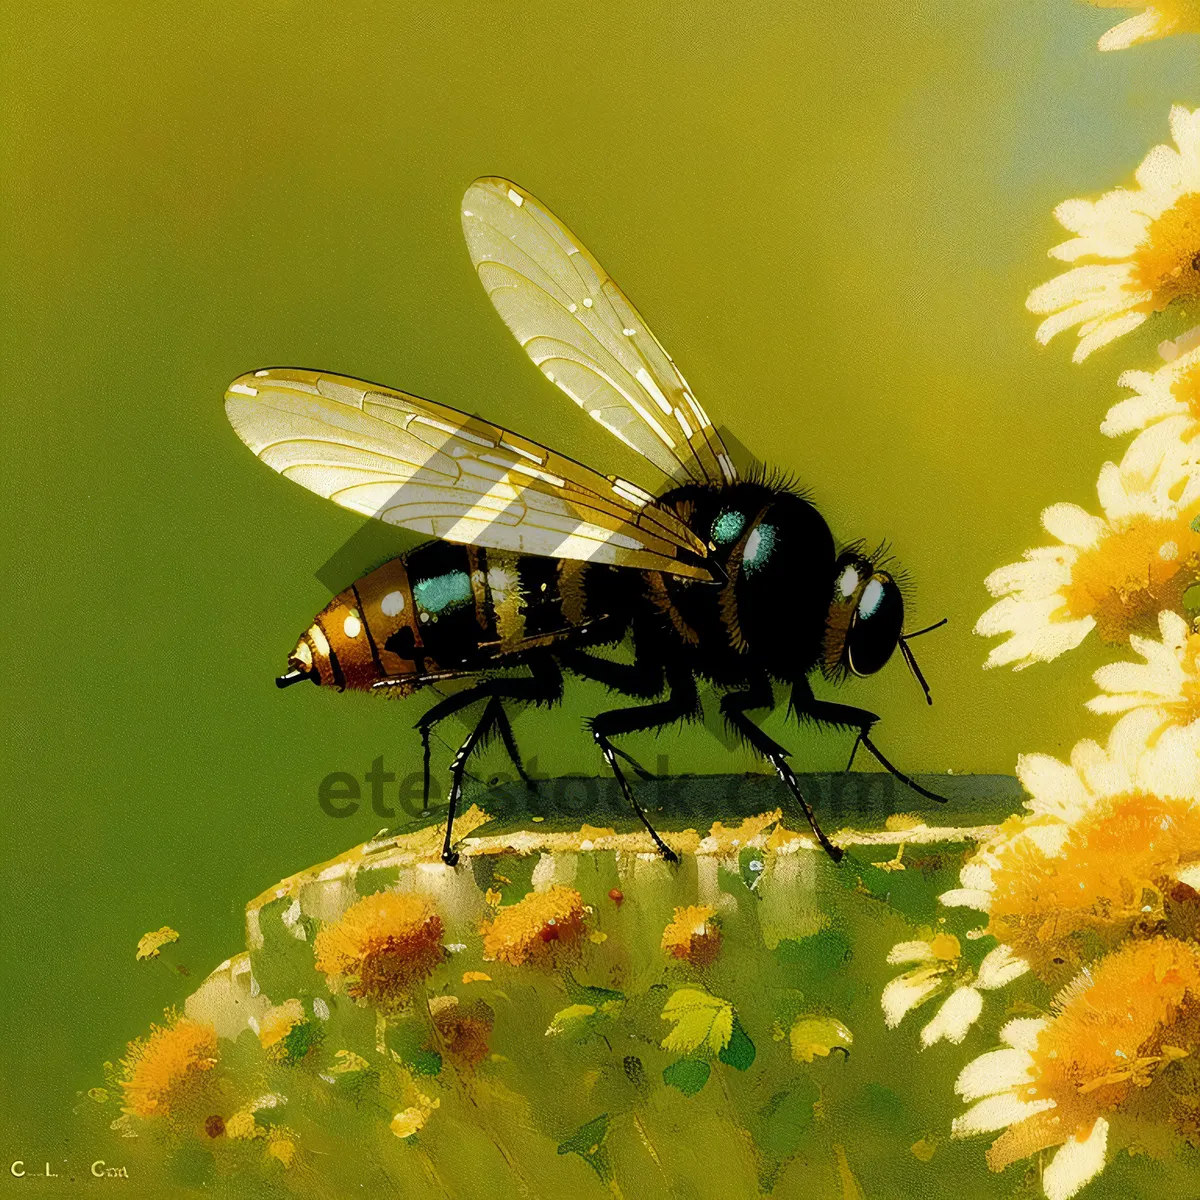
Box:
left=1088, top=608, right=1200, bottom=730
left=954, top=1018, right=1110, bottom=1200
left=1026, top=105, right=1200, bottom=361
left=1089, top=1, right=1200, bottom=52
left=883, top=936, right=1029, bottom=1047
left=1103, top=335, right=1200, bottom=439
left=976, top=449, right=1200, bottom=670
left=954, top=935, right=1200, bottom=1200
left=941, top=712, right=1200, bottom=915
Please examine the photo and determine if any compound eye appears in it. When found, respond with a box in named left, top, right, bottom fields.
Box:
left=836, top=562, right=861, bottom=598
left=711, top=509, right=746, bottom=545
left=846, top=574, right=903, bottom=676
left=858, top=577, right=885, bottom=620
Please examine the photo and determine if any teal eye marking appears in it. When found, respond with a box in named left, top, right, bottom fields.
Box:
left=413, top=571, right=473, bottom=614
left=711, top=510, right=746, bottom=545
left=858, top=577, right=884, bottom=619
left=742, top=523, right=776, bottom=573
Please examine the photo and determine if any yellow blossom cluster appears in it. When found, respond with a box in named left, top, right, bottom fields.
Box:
left=661, top=905, right=722, bottom=966
left=314, top=891, right=445, bottom=1009
left=481, top=884, right=587, bottom=968
left=118, top=1012, right=218, bottom=1120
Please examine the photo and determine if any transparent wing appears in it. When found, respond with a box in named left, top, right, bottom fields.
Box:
left=462, top=177, right=737, bottom=489
left=225, top=368, right=713, bottom=579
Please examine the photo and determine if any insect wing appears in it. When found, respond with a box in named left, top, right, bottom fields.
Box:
left=462, top=177, right=737, bottom=489
left=225, top=368, right=713, bottom=579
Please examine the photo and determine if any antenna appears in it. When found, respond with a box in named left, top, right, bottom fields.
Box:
left=899, top=639, right=934, bottom=705
left=898, top=617, right=947, bottom=705
left=902, top=617, right=947, bottom=641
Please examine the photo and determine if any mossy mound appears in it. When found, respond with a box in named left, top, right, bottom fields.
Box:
left=83, top=780, right=1184, bottom=1199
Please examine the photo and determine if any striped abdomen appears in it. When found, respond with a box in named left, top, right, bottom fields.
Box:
left=290, top=541, right=611, bottom=694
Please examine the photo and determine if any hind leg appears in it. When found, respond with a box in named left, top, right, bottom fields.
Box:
left=415, top=658, right=564, bottom=864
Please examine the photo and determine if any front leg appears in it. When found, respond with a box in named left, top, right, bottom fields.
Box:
left=720, top=677, right=843, bottom=862
left=789, top=677, right=946, bottom=804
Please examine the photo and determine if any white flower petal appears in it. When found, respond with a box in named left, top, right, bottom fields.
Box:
left=1017, top=753, right=1090, bottom=821
left=1101, top=389, right=1178, bottom=437
left=1098, top=10, right=1169, bottom=52
left=982, top=554, right=1072, bottom=599
left=1023, top=823, right=1070, bottom=856
left=1139, top=719, right=1200, bottom=800
left=952, top=1093, right=1055, bottom=1137
left=1160, top=609, right=1191, bottom=648
left=977, top=944, right=1031, bottom=990
left=1043, top=1118, right=1109, bottom=1200
left=1073, top=310, right=1149, bottom=362
left=882, top=968, right=945, bottom=1028
left=955, top=1047, right=1034, bottom=1102
left=1041, top=503, right=1105, bottom=549
left=887, top=940, right=936, bottom=965
left=1026, top=264, right=1130, bottom=314
left=1013, top=618, right=1096, bottom=670
left=939, top=887, right=993, bottom=910
left=959, top=860, right=994, bottom=891
left=1000, top=1017, right=1047, bottom=1052
left=1085, top=692, right=1153, bottom=715
left=920, top=986, right=984, bottom=1047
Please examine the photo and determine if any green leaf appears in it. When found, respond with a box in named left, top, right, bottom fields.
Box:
left=280, top=1019, right=323, bottom=1064
left=409, top=1049, right=442, bottom=1076
left=718, top=1016, right=756, bottom=1071
left=546, top=1004, right=597, bottom=1037
left=662, top=1058, right=711, bottom=1096
left=660, top=988, right=734, bottom=1055
left=739, top=846, right=767, bottom=891
left=789, top=1016, right=853, bottom=1063
left=563, top=972, right=625, bottom=1008
left=557, top=1114, right=612, bottom=1181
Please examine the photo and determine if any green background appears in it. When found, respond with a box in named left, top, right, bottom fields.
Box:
left=3, top=0, right=1198, bottom=1185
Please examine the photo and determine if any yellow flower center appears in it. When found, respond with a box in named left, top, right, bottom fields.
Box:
left=1025, top=937, right=1200, bottom=1109
left=986, top=793, right=1200, bottom=976
left=929, top=932, right=961, bottom=961
left=1172, top=360, right=1200, bottom=421
left=119, top=1017, right=219, bottom=1119
left=1133, top=192, right=1200, bottom=310
left=1062, top=503, right=1200, bottom=640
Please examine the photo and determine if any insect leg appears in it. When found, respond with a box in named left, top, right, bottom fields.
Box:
left=422, top=658, right=565, bottom=865
left=416, top=686, right=492, bottom=811
left=789, top=678, right=947, bottom=804
left=415, top=661, right=560, bottom=809
left=441, top=697, right=505, bottom=867
left=720, top=679, right=843, bottom=862
left=558, top=649, right=665, bottom=780
left=557, top=648, right=665, bottom=696
left=491, top=704, right=538, bottom=792
left=587, top=666, right=698, bottom=864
